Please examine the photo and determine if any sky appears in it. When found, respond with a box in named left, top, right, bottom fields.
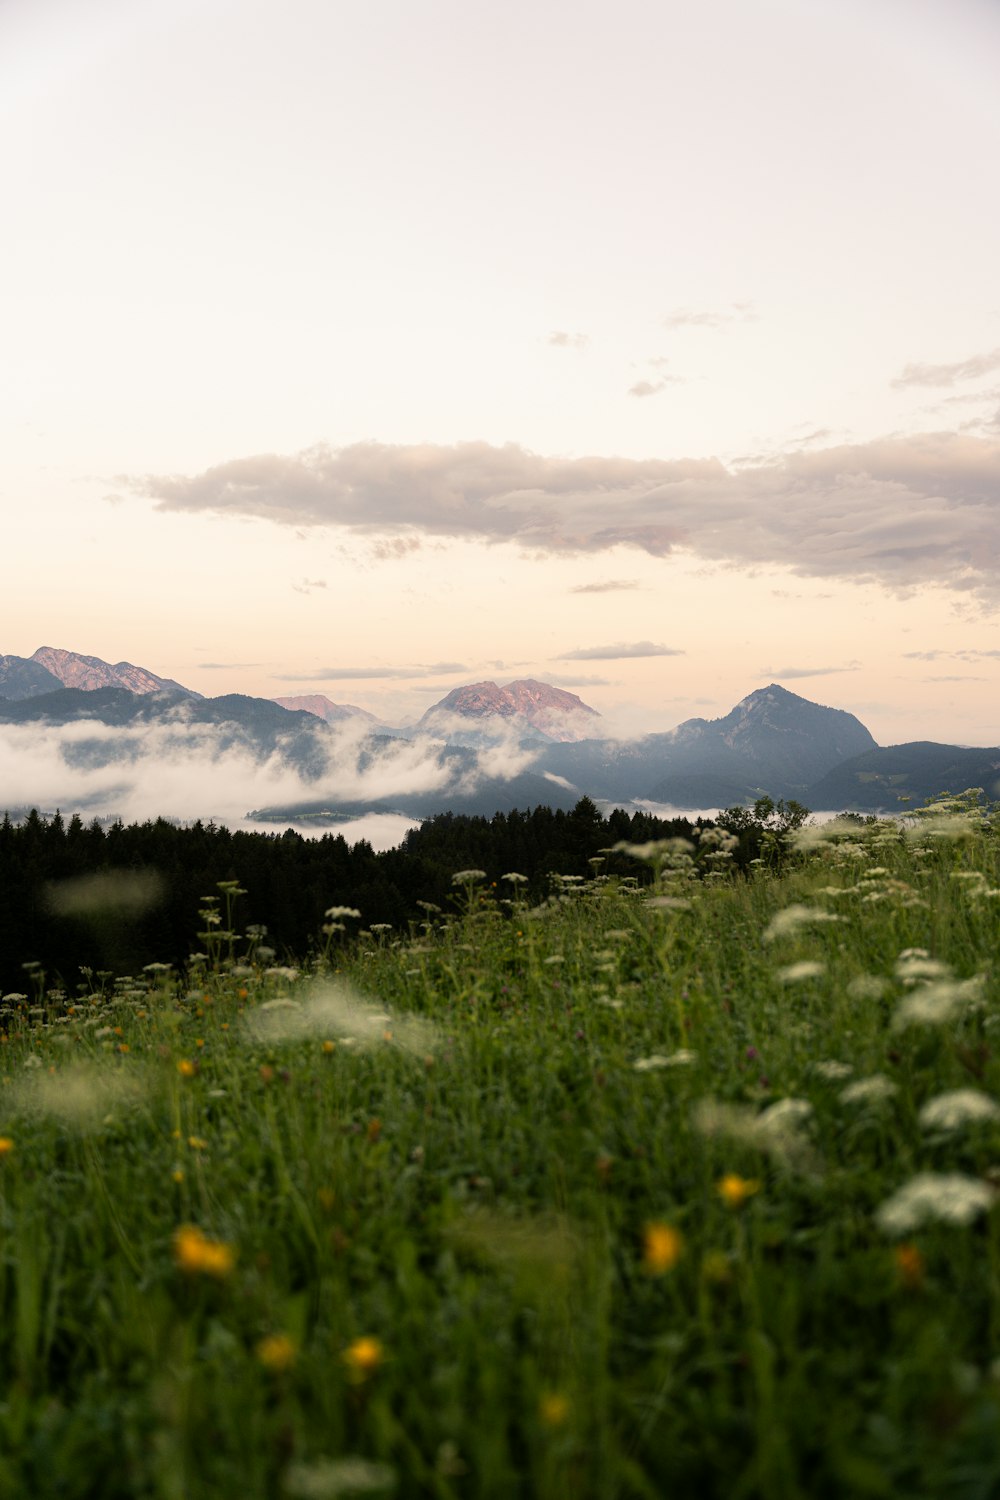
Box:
left=4, top=0, right=1000, bottom=747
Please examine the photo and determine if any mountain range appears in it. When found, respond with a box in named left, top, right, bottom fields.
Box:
left=1, top=645, right=998, bottom=819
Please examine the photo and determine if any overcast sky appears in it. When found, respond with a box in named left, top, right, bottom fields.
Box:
left=4, top=0, right=1000, bottom=744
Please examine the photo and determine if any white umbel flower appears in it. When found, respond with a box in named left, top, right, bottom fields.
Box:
left=876, top=1172, right=995, bottom=1235
left=918, top=1089, right=1000, bottom=1131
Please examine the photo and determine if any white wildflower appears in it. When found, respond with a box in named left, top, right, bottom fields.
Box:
left=451, top=870, right=486, bottom=884
left=633, top=1049, right=698, bottom=1071
left=875, top=1172, right=995, bottom=1235
left=325, top=906, right=361, bottom=920
left=847, top=974, right=891, bottom=1001
left=919, top=1090, right=1000, bottom=1132
left=776, top=960, right=826, bottom=984
left=894, top=975, right=985, bottom=1028
left=694, top=1096, right=814, bottom=1164
left=895, top=955, right=951, bottom=985
left=840, top=1074, right=898, bottom=1106
left=283, top=1455, right=398, bottom=1499
left=764, top=905, right=842, bottom=943
left=501, top=872, right=528, bottom=885
left=646, top=896, right=692, bottom=911
left=812, top=1060, right=853, bottom=1081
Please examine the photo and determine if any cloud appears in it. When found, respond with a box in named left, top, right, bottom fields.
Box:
left=199, top=662, right=262, bottom=670
left=0, top=711, right=540, bottom=843
left=127, top=429, right=1000, bottom=597
left=903, top=649, right=1000, bottom=662
left=556, top=641, right=683, bottom=661
left=547, top=331, right=589, bottom=350
left=892, top=348, right=1000, bottom=390
left=291, top=577, right=327, bottom=594
left=273, top=662, right=469, bottom=682
left=568, top=579, right=641, bottom=594
left=370, top=536, right=423, bottom=560
left=545, top=673, right=612, bottom=688
left=660, top=302, right=755, bottom=330
left=764, top=664, right=860, bottom=680
left=627, top=379, right=670, bottom=398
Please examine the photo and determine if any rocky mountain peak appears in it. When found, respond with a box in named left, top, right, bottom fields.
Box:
left=419, top=678, right=600, bottom=742
left=30, top=647, right=199, bottom=698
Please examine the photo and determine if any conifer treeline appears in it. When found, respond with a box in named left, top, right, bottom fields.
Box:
left=0, top=797, right=791, bottom=994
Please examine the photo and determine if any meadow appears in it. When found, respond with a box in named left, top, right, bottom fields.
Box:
left=2, top=797, right=1000, bottom=1498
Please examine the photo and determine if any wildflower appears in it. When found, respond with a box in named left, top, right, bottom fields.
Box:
left=840, top=1074, right=897, bottom=1106
left=812, top=1060, right=853, bottom=1081
left=776, top=960, right=825, bottom=984
left=284, top=1458, right=397, bottom=1498
left=764, top=905, right=842, bottom=942
left=539, top=1392, right=570, bottom=1427
left=642, top=1222, right=683, bottom=1274
left=256, top=1333, right=297, bottom=1371
left=325, top=906, right=361, bottom=920
left=343, top=1336, right=384, bottom=1379
left=502, top=872, right=528, bottom=884
left=875, top=1173, right=995, bottom=1235
left=451, top=869, right=487, bottom=884
left=756, top=1097, right=813, bottom=1135
left=633, top=1050, right=697, bottom=1070
left=846, top=975, right=889, bottom=1001
left=172, top=1224, right=236, bottom=1277
left=0, top=1137, right=13, bottom=1158
left=895, top=954, right=951, bottom=984
left=918, top=1089, right=1000, bottom=1132
left=717, top=1174, right=761, bottom=1208
left=187, top=1135, right=208, bottom=1151
left=177, top=1059, right=197, bottom=1078
left=322, top=1040, right=336, bottom=1054
left=895, top=1243, right=925, bottom=1290
left=893, top=975, right=985, bottom=1028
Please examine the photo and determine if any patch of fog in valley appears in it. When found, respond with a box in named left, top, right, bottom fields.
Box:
left=0, top=714, right=539, bottom=851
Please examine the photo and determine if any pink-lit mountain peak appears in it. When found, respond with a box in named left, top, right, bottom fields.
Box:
left=420, top=678, right=600, bottom=741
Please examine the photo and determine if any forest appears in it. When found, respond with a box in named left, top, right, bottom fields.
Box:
left=0, top=797, right=807, bottom=995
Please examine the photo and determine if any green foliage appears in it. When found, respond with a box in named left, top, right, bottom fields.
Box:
left=2, top=801, right=1000, bottom=1494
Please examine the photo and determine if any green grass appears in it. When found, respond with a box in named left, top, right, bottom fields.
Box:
left=3, top=803, right=1000, bottom=1497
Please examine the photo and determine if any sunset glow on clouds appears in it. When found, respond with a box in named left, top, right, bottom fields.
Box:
left=3, top=0, right=1000, bottom=745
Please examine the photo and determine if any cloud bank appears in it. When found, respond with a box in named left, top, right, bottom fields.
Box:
left=0, top=713, right=538, bottom=845
left=127, top=430, right=1000, bottom=596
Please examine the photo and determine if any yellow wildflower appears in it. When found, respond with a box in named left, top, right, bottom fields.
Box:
left=717, top=1174, right=761, bottom=1209
left=172, top=1224, right=235, bottom=1278
left=177, top=1059, right=197, bottom=1078
left=643, top=1222, right=683, bottom=1275
left=0, top=1137, right=13, bottom=1158
left=343, top=1336, right=383, bottom=1379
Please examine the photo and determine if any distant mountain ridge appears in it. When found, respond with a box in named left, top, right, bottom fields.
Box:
left=30, top=647, right=199, bottom=698
left=4, top=643, right=1000, bottom=820
left=272, top=694, right=380, bottom=726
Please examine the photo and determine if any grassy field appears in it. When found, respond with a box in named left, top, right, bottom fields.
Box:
left=3, top=799, right=1000, bottom=1498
